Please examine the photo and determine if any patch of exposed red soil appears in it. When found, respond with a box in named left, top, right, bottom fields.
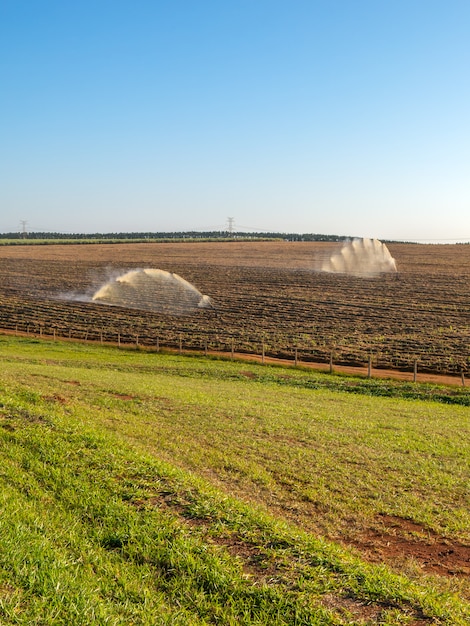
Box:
left=350, top=514, right=470, bottom=577
left=239, top=370, right=258, bottom=379
left=321, top=594, right=430, bottom=625
left=42, top=394, right=67, bottom=404
left=112, top=393, right=136, bottom=401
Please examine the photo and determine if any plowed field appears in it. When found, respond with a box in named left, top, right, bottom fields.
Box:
left=0, top=241, right=469, bottom=374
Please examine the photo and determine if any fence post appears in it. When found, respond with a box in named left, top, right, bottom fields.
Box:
left=100, top=329, right=103, bottom=344
left=413, top=360, right=418, bottom=382
left=136, top=334, right=139, bottom=348
left=179, top=334, right=182, bottom=354
left=367, top=353, right=372, bottom=378
left=231, top=337, right=234, bottom=360
left=294, top=346, right=298, bottom=367
left=262, top=343, right=265, bottom=364
left=53, top=328, right=56, bottom=341
left=156, top=337, right=160, bottom=352
left=118, top=332, right=121, bottom=348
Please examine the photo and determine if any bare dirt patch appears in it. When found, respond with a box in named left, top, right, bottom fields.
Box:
left=350, top=514, right=470, bottom=577
left=112, top=393, right=137, bottom=401
left=42, top=394, right=67, bottom=404
left=239, top=370, right=258, bottom=379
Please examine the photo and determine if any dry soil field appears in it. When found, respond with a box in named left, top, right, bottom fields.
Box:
left=0, top=241, right=469, bottom=375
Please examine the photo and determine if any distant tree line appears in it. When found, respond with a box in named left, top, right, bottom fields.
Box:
left=0, top=231, right=349, bottom=242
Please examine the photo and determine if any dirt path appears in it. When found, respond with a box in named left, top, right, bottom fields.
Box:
left=210, top=348, right=467, bottom=387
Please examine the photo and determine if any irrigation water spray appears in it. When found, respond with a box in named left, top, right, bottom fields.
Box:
left=320, top=238, right=397, bottom=277
left=92, top=268, right=212, bottom=314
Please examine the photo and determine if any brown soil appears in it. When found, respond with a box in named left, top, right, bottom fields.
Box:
left=112, top=393, right=136, bottom=401
left=350, top=514, right=470, bottom=578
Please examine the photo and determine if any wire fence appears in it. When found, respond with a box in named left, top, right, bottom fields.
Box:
left=2, top=318, right=468, bottom=386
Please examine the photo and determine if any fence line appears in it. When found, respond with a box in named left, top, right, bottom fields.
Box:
left=2, top=320, right=468, bottom=387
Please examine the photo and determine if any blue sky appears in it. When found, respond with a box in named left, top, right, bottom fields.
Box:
left=1, top=1, right=469, bottom=241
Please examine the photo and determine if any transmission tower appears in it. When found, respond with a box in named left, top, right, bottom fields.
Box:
left=227, top=217, right=235, bottom=234
left=20, top=220, right=28, bottom=239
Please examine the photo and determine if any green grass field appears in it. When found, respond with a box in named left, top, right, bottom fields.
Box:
left=0, top=335, right=469, bottom=624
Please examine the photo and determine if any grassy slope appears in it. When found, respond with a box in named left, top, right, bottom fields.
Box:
left=0, top=336, right=469, bottom=625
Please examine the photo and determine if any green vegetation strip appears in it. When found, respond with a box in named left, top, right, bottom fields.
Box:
left=0, top=336, right=469, bottom=624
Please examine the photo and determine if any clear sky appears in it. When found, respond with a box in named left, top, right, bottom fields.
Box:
left=1, top=1, right=469, bottom=241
